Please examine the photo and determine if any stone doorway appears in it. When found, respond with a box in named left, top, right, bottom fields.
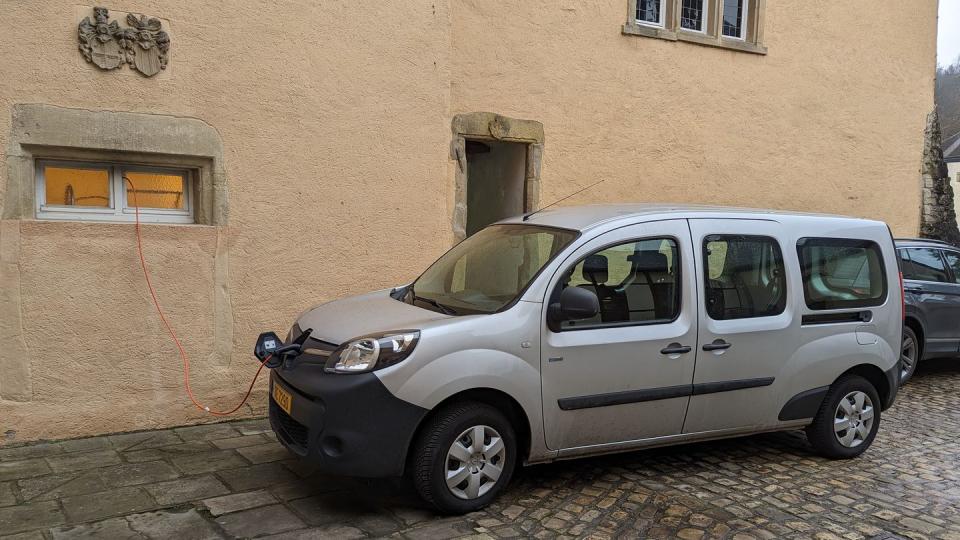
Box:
left=451, top=113, right=544, bottom=240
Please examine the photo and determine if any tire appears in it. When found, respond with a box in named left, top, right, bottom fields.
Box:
left=410, top=401, right=517, bottom=513
left=900, top=326, right=920, bottom=385
left=805, top=375, right=881, bottom=459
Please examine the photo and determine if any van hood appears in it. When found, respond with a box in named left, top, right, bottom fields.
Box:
left=295, top=288, right=452, bottom=344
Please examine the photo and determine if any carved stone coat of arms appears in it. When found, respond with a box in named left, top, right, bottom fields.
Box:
left=78, top=7, right=170, bottom=77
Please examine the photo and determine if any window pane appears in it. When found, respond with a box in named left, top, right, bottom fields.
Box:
left=43, top=166, right=110, bottom=207
left=797, top=238, right=887, bottom=310
left=722, top=0, right=745, bottom=37
left=680, top=0, right=707, bottom=31
left=414, top=224, right=577, bottom=314
left=561, top=238, right=679, bottom=328
left=903, top=248, right=950, bottom=282
left=637, top=0, right=662, bottom=24
left=943, top=251, right=960, bottom=284
left=124, top=171, right=186, bottom=210
left=705, top=235, right=786, bottom=320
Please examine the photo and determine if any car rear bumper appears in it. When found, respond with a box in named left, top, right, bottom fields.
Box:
left=269, top=369, right=428, bottom=478
left=882, top=362, right=899, bottom=410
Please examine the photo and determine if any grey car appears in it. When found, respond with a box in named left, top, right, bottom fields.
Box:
left=257, top=205, right=902, bottom=513
left=897, top=238, right=960, bottom=383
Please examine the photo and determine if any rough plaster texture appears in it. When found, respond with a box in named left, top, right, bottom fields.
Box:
left=0, top=0, right=938, bottom=443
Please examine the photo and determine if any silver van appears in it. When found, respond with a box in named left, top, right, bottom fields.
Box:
left=256, top=204, right=901, bottom=513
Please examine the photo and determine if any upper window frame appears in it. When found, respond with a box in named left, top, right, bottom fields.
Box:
left=797, top=237, right=888, bottom=311
left=635, top=0, right=668, bottom=28
left=36, top=159, right=194, bottom=224
left=623, top=0, right=766, bottom=55
left=550, top=235, right=683, bottom=332
left=721, top=0, right=749, bottom=40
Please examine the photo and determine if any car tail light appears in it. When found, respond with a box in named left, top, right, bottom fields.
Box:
left=899, top=271, right=905, bottom=320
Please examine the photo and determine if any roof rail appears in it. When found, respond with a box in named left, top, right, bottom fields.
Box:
left=895, top=237, right=954, bottom=245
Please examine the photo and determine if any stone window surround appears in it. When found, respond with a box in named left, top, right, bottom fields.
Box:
left=3, top=104, right=227, bottom=225
left=450, top=112, right=544, bottom=241
left=623, top=0, right=767, bottom=55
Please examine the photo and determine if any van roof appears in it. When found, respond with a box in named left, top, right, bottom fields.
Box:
left=502, top=203, right=881, bottom=231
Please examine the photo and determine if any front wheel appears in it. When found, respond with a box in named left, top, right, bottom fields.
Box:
left=410, top=401, right=517, bottom=513
left=806, top=375, right=881, bottom=459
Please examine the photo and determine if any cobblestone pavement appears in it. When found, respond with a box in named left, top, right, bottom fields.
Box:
left=2, top=360, right=959, bottom=540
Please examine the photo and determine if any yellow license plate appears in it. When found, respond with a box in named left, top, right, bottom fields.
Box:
left=272, top=383, right=292, bottom=415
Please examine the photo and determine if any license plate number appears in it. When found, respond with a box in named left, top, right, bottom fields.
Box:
left=272, top=383, right=292, bottom=415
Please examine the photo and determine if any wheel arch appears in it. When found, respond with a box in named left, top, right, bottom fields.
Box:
left=838, top=363, right=893, bottom=410
left=903, top=315, right=925, bottom=358
left=408, top=387, right=533, bottom=468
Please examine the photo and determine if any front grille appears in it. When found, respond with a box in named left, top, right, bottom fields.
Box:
left=272, top=401, right=309, bottom=452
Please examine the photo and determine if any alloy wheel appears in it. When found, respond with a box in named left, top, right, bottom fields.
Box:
left=834, top=391, right=875, bottom=448
left=445, top=425, right=506, bottom=500
left=900, top=332, right=918, bottom=382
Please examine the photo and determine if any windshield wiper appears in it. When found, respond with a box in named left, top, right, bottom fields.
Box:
left=411, top=293, right=458, bottom=316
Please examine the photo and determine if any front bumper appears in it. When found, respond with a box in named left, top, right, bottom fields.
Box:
left=269, top=369, right=428, bottom=478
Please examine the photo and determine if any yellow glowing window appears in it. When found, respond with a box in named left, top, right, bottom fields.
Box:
left=44, top=166, right=111, bottom=207
left=124, top=171, right=187, bottom=210
left=37, top=161, right=193, bottom=223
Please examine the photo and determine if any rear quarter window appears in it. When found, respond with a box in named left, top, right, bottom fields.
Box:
left=797, top=238, right=887, bottom=310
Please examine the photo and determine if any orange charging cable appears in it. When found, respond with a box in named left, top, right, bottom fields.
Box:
left=125, top=177, right=270, bottom=416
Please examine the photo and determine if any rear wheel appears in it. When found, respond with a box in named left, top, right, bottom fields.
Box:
left=806, top=375, right=880, bottom=459
left=410, top=401, right=517, bottom=513
left=900, top=326, right=919, bottom=385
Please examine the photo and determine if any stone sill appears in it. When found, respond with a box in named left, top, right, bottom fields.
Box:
left=622, top=23, right=768, bottom=55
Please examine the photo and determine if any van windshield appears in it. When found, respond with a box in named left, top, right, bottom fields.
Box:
left=407, top=224, right=578, bottom=315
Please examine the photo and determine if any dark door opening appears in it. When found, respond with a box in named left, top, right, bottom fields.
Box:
left=465, top=139, right=528, bottom=236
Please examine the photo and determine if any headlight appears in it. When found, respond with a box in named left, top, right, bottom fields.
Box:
left=326, top=330, right=420, bottom=374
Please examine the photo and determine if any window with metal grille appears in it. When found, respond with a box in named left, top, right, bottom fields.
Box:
left=722, top=0, right=747, bottom=39
left=680, top=0, right=707, bottom=32
left=636, top=0, right=665, bottom=26
left=36, top=160, right=193, bottom=223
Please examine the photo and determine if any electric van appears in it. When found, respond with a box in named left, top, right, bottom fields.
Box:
left=256, top=204, right=902, bottom=513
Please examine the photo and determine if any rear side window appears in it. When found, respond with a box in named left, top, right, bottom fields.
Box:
left=703, top=235, right=786, bottom=320
left=943, top=251, right=960, bottom=284
left=797, top=238, right=886, bottom=310
left=902, top=248, right=950, bottom=283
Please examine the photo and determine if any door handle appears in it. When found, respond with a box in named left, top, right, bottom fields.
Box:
left=904, top=286, right=925, bottom=293
left=660, top=344, right=692, bottom=355
left=702, top=340, right=732, bottom=351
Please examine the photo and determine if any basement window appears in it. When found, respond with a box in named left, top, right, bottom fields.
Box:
left=36, top=160, right=193, bottom=224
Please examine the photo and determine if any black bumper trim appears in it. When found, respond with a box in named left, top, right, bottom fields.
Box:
left=269, top=369, right=428, bottom=478
left=778, top=385, right=830, bottom=421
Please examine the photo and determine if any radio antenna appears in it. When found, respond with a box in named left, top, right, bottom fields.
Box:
left=522, top=178, right=608, bottom=221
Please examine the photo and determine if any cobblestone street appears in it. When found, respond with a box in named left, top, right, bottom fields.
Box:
left=2, top=360, right=959, bottom=540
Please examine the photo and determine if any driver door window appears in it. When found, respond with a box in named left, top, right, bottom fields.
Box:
left=559, top=238, right=679, bottom=329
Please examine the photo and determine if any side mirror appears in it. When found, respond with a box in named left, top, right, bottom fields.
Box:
left=551, top=286, right=600, bottom=322
left=254, top=331, right=281, bottom=361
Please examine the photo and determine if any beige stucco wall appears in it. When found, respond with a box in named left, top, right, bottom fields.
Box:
left=0, top=0, right=938, bottom=444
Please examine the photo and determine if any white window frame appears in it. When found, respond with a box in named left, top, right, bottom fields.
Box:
left=679, top=0, right=708, bottom=34
left=36, top=160, right=194, bottom=224
left=721, top=0, right=749, bottom=40
left=636, top=0, right=667, bottom=28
